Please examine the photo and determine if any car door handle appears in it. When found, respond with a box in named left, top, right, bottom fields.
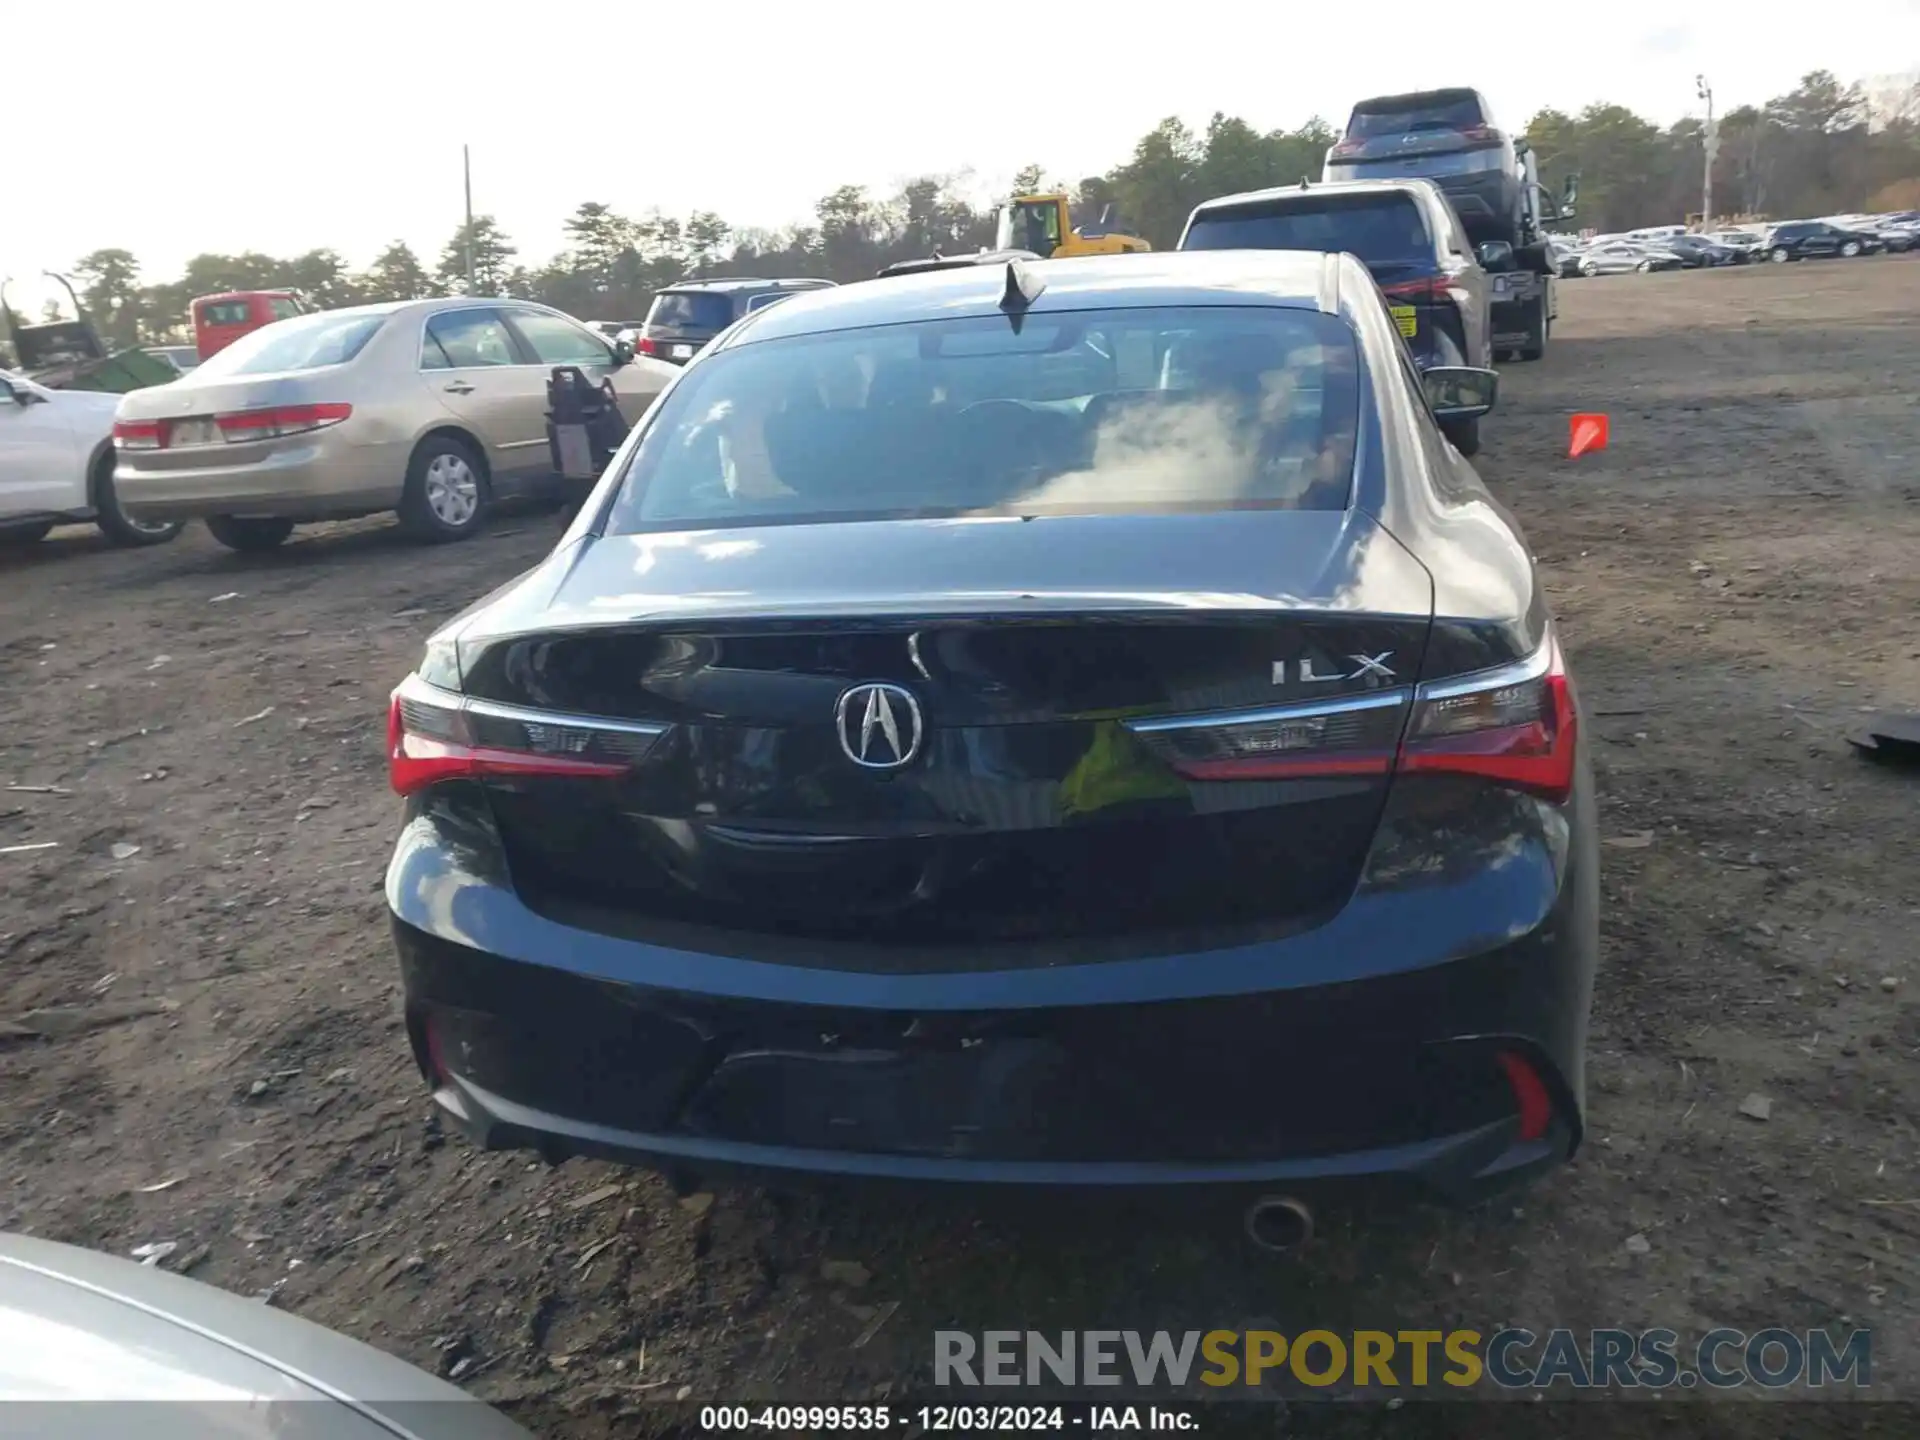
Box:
left=443, top=382, right=475, bottom=395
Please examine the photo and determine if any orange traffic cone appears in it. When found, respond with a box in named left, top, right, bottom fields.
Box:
left=1568, top=413, right=1609, bottom=459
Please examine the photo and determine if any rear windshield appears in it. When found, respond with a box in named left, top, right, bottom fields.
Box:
left=189, top=312, right=386, bottom=378
left=604, top=304, right=1361, bottom=533
left=1182, top=193, right=1432, bottom=266
left=1348, top=91, right=1486, bottom=138
left=198, top=301, right=253, bottom=326
left=645, top=291, right=736, bottom=331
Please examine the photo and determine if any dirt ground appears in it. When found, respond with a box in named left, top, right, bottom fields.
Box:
left=2, top=259, right=1916, bottom=1437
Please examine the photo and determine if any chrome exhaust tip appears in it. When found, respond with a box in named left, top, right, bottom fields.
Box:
left=1243, top=1195, right=1314, bottom=1253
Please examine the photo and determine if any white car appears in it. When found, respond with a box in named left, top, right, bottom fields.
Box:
left=1577, top=240, right=1685, bottom=276
left=0, top=372, right=182, bottom=546
left=1, top=1231, right=532, bottom=1438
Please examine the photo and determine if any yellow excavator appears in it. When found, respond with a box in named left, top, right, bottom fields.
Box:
left=994, top=193, right=1151, bottom=258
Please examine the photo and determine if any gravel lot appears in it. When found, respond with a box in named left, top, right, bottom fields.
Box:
left=2, top=258, right=1916, bottom=1435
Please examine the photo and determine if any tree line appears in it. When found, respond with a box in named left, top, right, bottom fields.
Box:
left=11, top=69, right=1918, bottom=361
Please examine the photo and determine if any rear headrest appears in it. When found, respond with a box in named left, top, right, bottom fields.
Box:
left=1163, top=331, right=1293, bottom=390
left=866, top=360, right=932, bottom=409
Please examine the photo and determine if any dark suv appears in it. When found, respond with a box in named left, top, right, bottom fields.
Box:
left=1178, top=178, right=1495, bottom=454
left=1762, top=222, right=1880, bottom=263
left=1322, top=88, right=1524, bottom=250
left=639, top=278, right=837, bottom=365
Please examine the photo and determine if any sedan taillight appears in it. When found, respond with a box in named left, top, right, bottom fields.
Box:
left=1124, top=631, right=1577, bottom=802
left=387, top=674, right=666, bottom=797
left=112, top=420, right=163, bottom=450
left=1397, top=633, right=1578, bottom=802
left=1380, top=276, right=1456, bottom=304
left=215, top=403, right=352, bottom=443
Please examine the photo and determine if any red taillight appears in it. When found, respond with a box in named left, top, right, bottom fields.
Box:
left=1398, top=634, right=1577, bottom=802
left=1498, top=1050, right=1553, bottom=1142
left=1330, top=140, right=1363, bottom=159
left=214, top=403, right=352, bottom=444
left=1380, top=277, right=1452, bottom=303
left=1122, top=631, right=1576, bottom=801
left=635, top=335, right=658, bottom=356
left=113, top=420, right=163, bottom=450
left=1457, top=124, right=1498, bottom=142
left=421, top=1013, right=451, bottom=1085
left=386, top=675, right=664, bottom=797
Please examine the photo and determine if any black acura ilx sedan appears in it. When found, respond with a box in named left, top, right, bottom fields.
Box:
left=385, top=250, right=1598, bottom=1230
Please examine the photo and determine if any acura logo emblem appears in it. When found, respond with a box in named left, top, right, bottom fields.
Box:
left=835, top=682, right=924, bottom=770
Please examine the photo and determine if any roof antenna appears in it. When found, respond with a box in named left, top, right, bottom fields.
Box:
left=999, top=259, right=1044, bottom=332
left=1299, top=176, right=1312, bottom=190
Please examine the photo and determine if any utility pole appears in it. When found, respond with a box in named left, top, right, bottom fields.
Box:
left=1696, top=76, right=1718, bottom=226
left=456, top=144, right=472, bottom=295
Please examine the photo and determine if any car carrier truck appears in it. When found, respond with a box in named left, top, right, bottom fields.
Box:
left=1482, top=140, right=1578, bottom=361
left=1324, top=89, right=1577, bottom=361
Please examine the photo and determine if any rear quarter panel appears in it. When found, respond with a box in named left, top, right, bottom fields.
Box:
left=609, top=355, right=679, bottom=415
left=1340, top=259, right=1542, bottom=652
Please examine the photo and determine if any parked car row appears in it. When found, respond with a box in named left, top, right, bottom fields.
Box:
left=4, top=282, right=861, bottom=552
left=13, top=189, right=1909, bottom=555
left=1552, top=210, right=1920, bottom=277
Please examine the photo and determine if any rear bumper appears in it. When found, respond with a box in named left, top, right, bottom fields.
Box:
left=387, top=772, right=1599, bottom=1203
left=425, top=1065, right=1569, bottom=1204
left=1424, top=171, right=1517, bottom=226
left=116, top=434, right=406, bottom=521
left=641, top=335, right=712, bottom=367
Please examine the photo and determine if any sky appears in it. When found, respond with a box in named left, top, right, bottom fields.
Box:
left=10, top=0, right=1920, bottom=293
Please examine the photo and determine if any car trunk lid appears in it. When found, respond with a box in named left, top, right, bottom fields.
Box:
left=443, top=512, right=1436, bottom=958
left=111, top=374, right=352, bottom=468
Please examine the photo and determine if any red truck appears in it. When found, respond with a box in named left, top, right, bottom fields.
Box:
left=191, top=290, right=306, bottom=360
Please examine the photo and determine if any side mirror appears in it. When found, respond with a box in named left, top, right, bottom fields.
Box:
left=3, top=378, right=40, bottom=407
left=1476, top=240, right=1515, bottom=271
left=1422, top=365, right=1498, bottom=420
left=1561, top=174, right=1580, bottom=215
left=611, top=338, right=635, bottom=368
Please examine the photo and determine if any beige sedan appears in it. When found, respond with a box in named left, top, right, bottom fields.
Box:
left=112, top=297, right=679, bottom=551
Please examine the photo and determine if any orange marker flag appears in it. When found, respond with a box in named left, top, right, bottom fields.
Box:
left=1568, top=413, right=1609, bottom=459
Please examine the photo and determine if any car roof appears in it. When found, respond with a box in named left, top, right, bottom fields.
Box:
left=722, top=250, right=1346, bottom=347
left=1188, top=177, right=1448, bottom=216
left=251, top=296, right=579, bottom=325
